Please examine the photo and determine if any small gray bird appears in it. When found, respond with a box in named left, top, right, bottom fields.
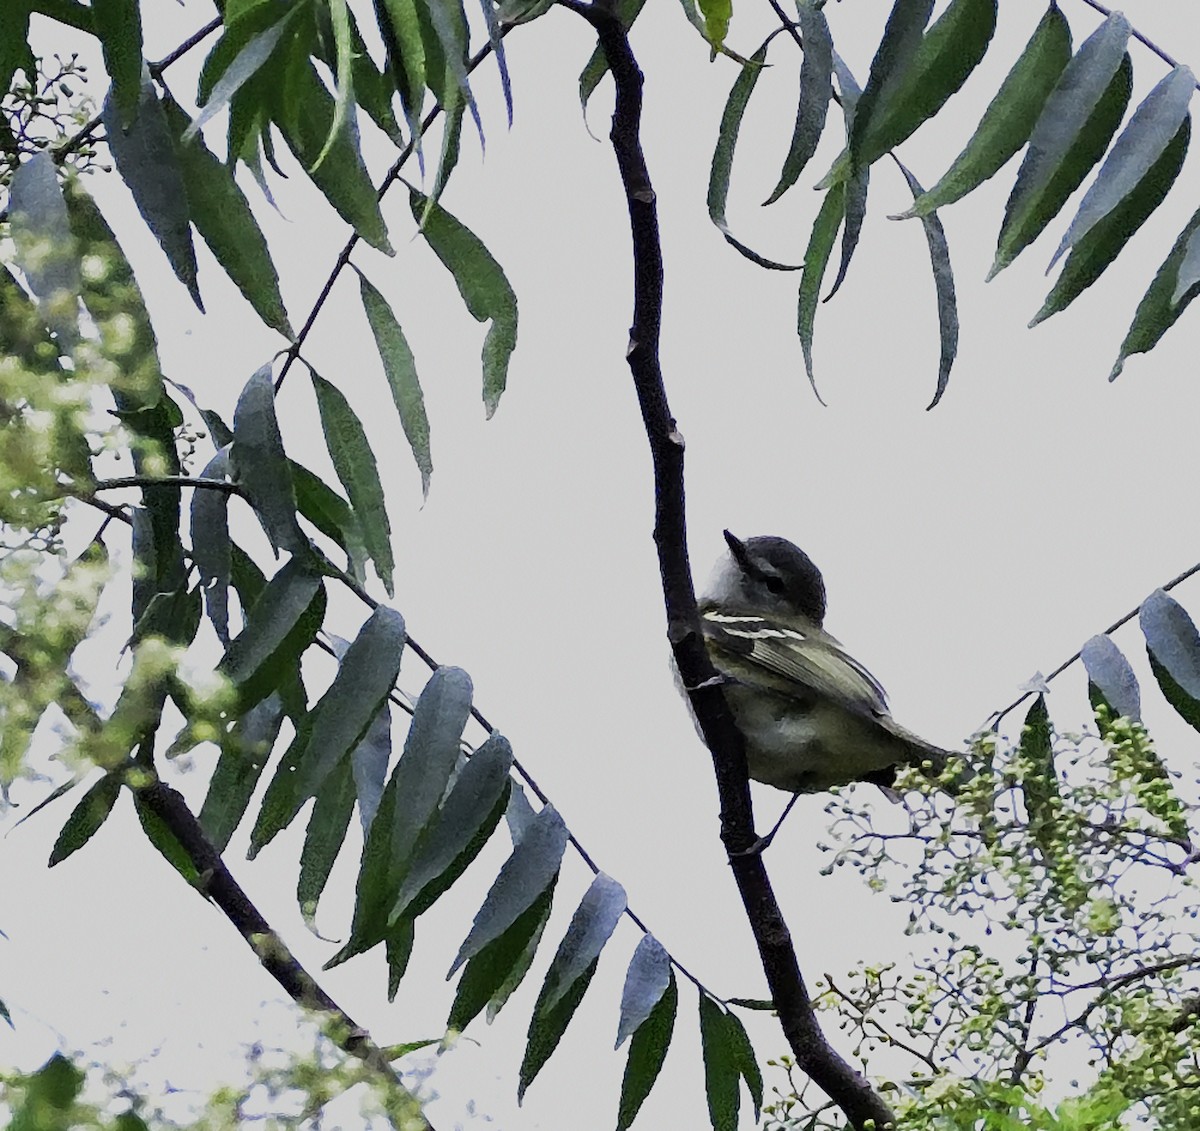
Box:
left=698, top=532, right=958, bottom=825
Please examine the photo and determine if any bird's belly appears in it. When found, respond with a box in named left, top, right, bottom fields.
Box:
left=724, top=685, right=899, bottom=793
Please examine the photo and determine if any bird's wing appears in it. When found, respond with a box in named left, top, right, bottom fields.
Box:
left=700, top=610, right=890, bottom=718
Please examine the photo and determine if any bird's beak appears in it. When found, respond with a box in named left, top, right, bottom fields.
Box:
left=723, top=529, right=750, bottom=569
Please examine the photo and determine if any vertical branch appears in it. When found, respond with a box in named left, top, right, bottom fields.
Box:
left=556, top=4, right=895, bottom=1127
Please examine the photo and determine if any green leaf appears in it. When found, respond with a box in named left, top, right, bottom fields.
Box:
left=856, top=0, right=997, bottom=168
left=616, top=969, right=677, bottom=1130
left=198, top=693, right=285, bottom=852
left=219, top=556, right=325, bottom=711
left=699, top=993, right=741, bottom=1131
left=894, top=160, right=958, bottom=408
left=797, top=180, right=846, bottom=402
left=8, top=151, right=81, bottom=350
left=408, top=191, right=519, bottom=418
left=272, top=59, right=392, bottom=254
left=374, top=0, right=427, bottom=157
left=92, top=0, right=144, bottom=128
left=291, top=460, right=368, bottom=578
left=197, top=0, right=296, bottom=109
left=390, top=733, right=513, bottom=921
left=386, top=915, right=416, bottom=1000
left=311, top=0, right=356, bottom=172
left=697, top=0, right=730, bottom=51
left=49, top=772, right=121, bottom=865
left=133, top=791, right=202, bottom=885
left=447, top=882, right=555, bottom=1032
left=0, top=263, right=64, bottom=375
left=1032, top=115, right=1189, bottom=326
left=0, top=2, right=35, bottom=95
left=231, top=363, right=307, bottom=556
left=310, top=370, right=394, bottom=595
left=284, top=612, right=403, bottom=803
left=537, top=873, right=625, bottom=1015
left=163, top=96, right=293, bottom=338
left=1019, top=694, right=1058, bottom=857
left=1110, top=205, right=1200, bottom=379
left=414, top=0, right=481, bottom=146
left=848, top=0, right=934, bottom=171
left=991, top=13, right=1132, bottom=278
left=298, top=752, right=357, bottom=927
left=1048, top=65, right=1195, bottom=271
left=578, top=0, right=647, bottom=116
left=449, top=804, right=568, bottom=975
left=351, top=702, right=392, bottom=834
left=357, top=269, right=432, bottom=495
left=707, top=42, right=802, bottom=271
left=900, top=4, right=1072, bottom=218
left=1140, top=589, right=1200, bottom=734
left=65, top=181, right=165, bottom=408
left=102, top=82, right=203, bottom=310
left=517, top=956, right=599, bottom=1101
left=190, top=450, right=233, bottom=645
left=724, top=1011, right=763, bottom=1120
left=616, top=933, right=672, bottom=1048
left=763, top=1, right=832, bottom=206
left=1080, top=635, right=1140, bottom=724
left=824, top=165, right=868, bottom=300
left=383, top=667, right=475, bottom=889
left=11, top=1054, right=84, bottom=1121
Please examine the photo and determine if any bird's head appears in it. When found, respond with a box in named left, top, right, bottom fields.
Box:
left=707, top=530, right=827, bottom=625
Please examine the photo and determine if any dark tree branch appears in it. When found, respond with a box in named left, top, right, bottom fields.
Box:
left=133, top=775, right=434, bottom=1128
left=555, top=2, right=894, bottom=1127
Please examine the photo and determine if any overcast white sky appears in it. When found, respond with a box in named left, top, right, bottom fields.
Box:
left=4, top=1, right=1200, bottom=1128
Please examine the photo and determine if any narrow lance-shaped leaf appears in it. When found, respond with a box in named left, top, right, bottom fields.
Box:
left=450, top=804, right=569, bottom=975
left=698, top=0, right=731, bottom=51
left=538, top=873, right=626, bottom=1015
left=65, top=181, right=163, bottom=408
left=92, top=0, right=144, bottom=128
left=1020, top=694, right=1058, bottom=857
left=1140, top=589, right=1200, bottom=734
left=352, top=702, right=392, bottom=835
left=617, top=933, right=673, bottom=1048
left=103, top=82, right=202, bottom=310
left=848, top=0, right=935, bottom=170
left=476, top=0, right=512, bottom=126
left=824, top=165, right=869, bottom=301
left=290, top=607, right=408, bottom=804
left=386, top=666, right=474, bottom=880
left=617, top=967, right=677, bottom=1131
left=1172, top=226, right=1200, bottom=307
left=310, top=370, right=394, bottom=595
left=219, top=556, right=325, bottom=712
left=198, top=693, right=285, bottom=852
left=1032, top=115, right=1190, bottom=327
left=375, top=0, right=427, bottom=165
left=390, top=733, right=513, bottom=921
left=699, top=993, right=742, bottom=1131
left=163, top=96, right=293, bottom=338
left=899, top=4, right=1072, bottom=218
left=857, top=0, right=997, bottom=168
left=991, top=12, right=1132, bottom=278
left=1049, top=65, right=1196, bottom=271
left=894, top=160, right=958, bottom=409
left=416, top=0, right=482, bottom=146
left=190, top=448, right=233, bottom=645
left=708, top=41, right=804, bottom=272
left=273, top=61, right=393, bottom=254
left=298, top=754, right=357, bottom=928
left=517, top=954, right=600, bottom=1102
left=311, top=0, right=356, bottom=172
left=8, top=151, right=81, bottom=350
left=724, top=1011, right=763, bottom=1121
left=1081, top=634, right=1140, bottom=723
left=357, top=269, right=432, bottom=495
left=133, top=792, right=201, bottom=886
left=49, top=773, right=122, bottom=866
left=797, top=180, right=846, bottom=402
left=579, top=0, right=648, bottom=117
left=447, top=882, right=555, bottom=1032
left=409, top=191, right=519, bottom=418
left=231, top=364, right=306, bottom=556
left=763, top=1, right=832, bottom=206
left=1111, top=205, right=1200, bottom=380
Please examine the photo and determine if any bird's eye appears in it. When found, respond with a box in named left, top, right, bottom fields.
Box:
left=764, top=574, right=786, bottom=594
